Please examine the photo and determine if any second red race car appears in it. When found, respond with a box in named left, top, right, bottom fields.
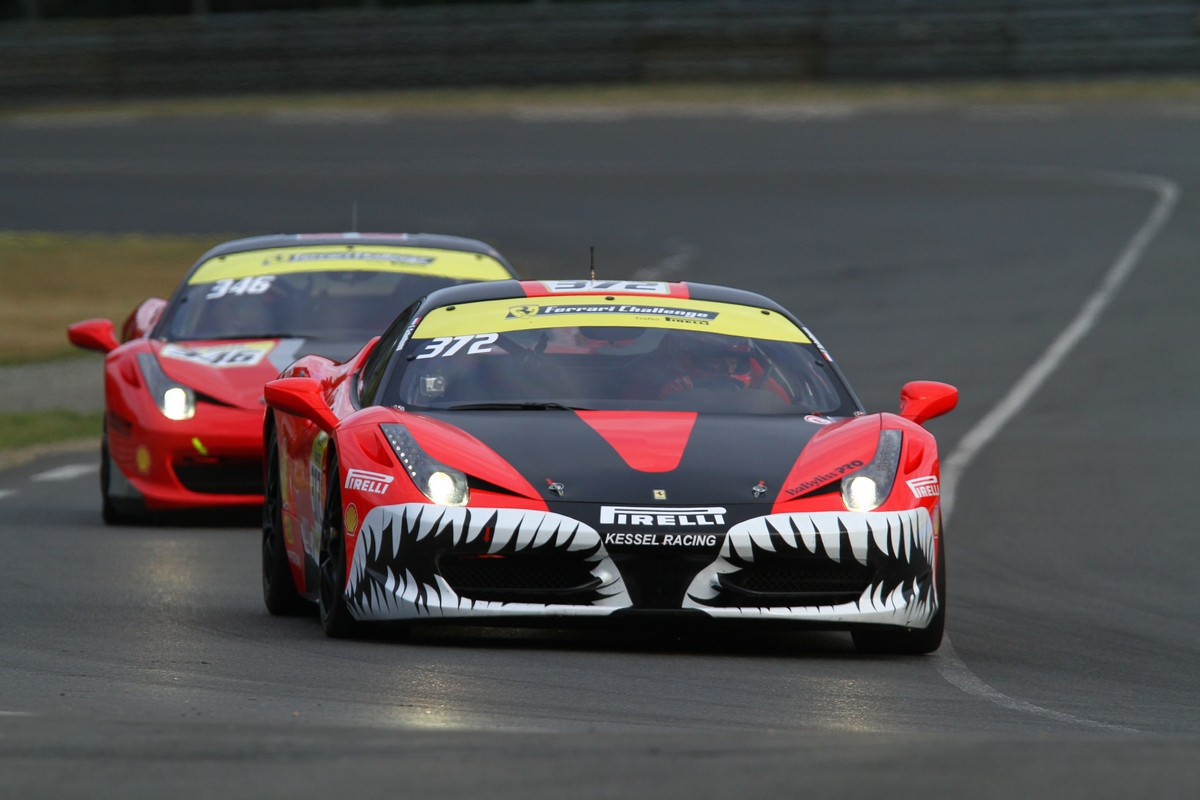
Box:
left=67, top=232, right=517, bottom=523
left=262, top=278, right=958, bottom=654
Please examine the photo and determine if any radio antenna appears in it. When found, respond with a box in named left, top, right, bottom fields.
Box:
left=590, top=246, right=595, bottom=281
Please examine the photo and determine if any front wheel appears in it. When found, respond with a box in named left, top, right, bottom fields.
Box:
left=852, top=528, right=946, bottom=656
left=100, top=436, right=142, bottom=525
left=262, top=423, right=313, bottom=616
left=318, top=448, right=359, bottom=638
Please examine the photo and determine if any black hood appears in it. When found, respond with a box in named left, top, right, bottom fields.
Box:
left=425, top=410, right=821, bottom=508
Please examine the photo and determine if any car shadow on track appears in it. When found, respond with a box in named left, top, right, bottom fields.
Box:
left=369, top=622, right=861, bottom=659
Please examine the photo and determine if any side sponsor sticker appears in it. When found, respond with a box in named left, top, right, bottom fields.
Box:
left=784, top=460, right=864, bottom=497
left=906, top=476, right=940, bottom=498
left=600, top=505, right=726, bottom=526
left=344, top=468, right=394, bottom=495
left=160, top=341, right=275, bottom=367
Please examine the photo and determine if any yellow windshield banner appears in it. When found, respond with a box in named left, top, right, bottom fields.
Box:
left=188, top=246, right=511, bottom=285
left=414, top=297, right=810, bottom=343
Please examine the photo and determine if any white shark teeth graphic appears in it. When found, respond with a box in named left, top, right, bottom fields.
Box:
left=345, top=504, right=630, bottom=621
left=684, top=508, right=938, bottom=628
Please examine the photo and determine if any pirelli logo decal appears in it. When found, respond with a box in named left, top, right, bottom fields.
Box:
left=345, top=469, right=394, bottom=495
left=906, top=476, right=940, bottom=498
left=600, top=505, right=726, bottom=527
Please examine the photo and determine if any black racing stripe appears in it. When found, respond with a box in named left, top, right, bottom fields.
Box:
left=423, top=410, right=819, bottom=506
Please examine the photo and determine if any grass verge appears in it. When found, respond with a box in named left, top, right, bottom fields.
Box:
left=0, top=410, right=104, bottom=451
left=0, top=231, right=228, bottom=363
left=5, top=77, right=1200, bottom=123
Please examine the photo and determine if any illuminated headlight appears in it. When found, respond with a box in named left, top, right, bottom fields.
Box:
left=841, top=429, right=902, bottom=512
left=380, top=423, right=469, bottom=506
left=137, top=353, right=196, bottom=421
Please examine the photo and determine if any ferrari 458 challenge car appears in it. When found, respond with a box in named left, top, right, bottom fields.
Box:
left=263, top=279, right=958, bottom=654
left=67, top=232, right=516, bottom=523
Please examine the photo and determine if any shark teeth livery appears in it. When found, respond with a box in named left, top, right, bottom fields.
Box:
left=682, top=508, right=937, bottom=627
left=346, top=504, right=631, bottom=620
left=342, top=503, right=937, bottom=628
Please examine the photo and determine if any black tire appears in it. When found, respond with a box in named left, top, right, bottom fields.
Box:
left=100, top=436, right=140, bottom=525
left=262, top=423, right=313, bottom=616
left=318, top=448, right=360, bottom=638
left=852, top=525, right=946, bottom=656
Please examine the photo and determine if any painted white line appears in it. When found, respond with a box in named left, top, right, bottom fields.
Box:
left=0, top=489, right=16, bottom=501
left=933, top=636, right=1138, bottom=733
left=0, top=710, right=34, bottom=716
left=942, top=173, right=1179, bottom=519
left=934, top=172, right=1178, bottom=731
left=30, top=463, right=99, bottom=482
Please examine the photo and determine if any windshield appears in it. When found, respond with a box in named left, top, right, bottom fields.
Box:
left=164, top=271, right=482, bottom=342
left=380, top=298, right=857, bottom=416
left=161, top=245, right=511, bottom=342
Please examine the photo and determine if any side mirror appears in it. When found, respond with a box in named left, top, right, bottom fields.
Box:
left=120, top=298, right=168, bottom=343
left=899, top=381, right=958, bottom=425
left=264, top=378, right=339, bottom=434
left=67, top=319, right=120, bottom=354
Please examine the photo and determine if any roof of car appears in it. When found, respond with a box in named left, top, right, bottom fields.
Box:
left=186, top=232, right=517, bottom=278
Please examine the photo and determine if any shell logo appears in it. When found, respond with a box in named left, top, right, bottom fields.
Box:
left=135, top=445, right=151, bottom=474
left=344, top=503, right=359, bottom=536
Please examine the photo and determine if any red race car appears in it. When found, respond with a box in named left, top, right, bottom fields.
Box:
left=67, top=233, right=516, bottom=523
left=263, top=279, right=958, bottom=654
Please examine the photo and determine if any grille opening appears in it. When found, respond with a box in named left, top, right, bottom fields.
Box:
left=719, top=557, right=872, bottom=606
left=173, top=457, right=263, bottom=496
left=437, top=553, right=600, bottom=599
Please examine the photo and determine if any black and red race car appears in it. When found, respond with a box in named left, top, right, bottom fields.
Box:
left=67, top=232, right=516, bottom=522
left=263, top=279, right=957, bottom=654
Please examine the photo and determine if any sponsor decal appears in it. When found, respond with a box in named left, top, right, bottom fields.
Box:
left=414, top=333, right=498, bottom=359
left=537, top=280, right=671, bottom=295
left=191, top=437, right=208, bottom=456
left=653, top=489, right=667, bottom=500
left=309, top=433, right=330, bottom=533
left=394, top=317, right=420, bottom=353
left=284, top=251, right=434, bottom=265
left=160, top=340, right=274, bottom=368
left=604, top=532, right=719, bottom=547
left=907, top=475, right=940, bottom=498
left=804, top=414, right=834, bottom=425
left=344, top=503, right=359, bottom=536
left=505, top=304, right=718, bottom=323
left=283, top=515, right=295, bottom=545
left=344, top=468, right=394, bottom=495
left=600, top=505, right=726, bottom=527
left=784, top=460, right=865, bottom=496
left=135, top=444, right=151, bottom=474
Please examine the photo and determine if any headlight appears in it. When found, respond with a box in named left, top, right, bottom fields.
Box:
left=137, top=353, right=196, bottom=421
left=380, top=423, right=469, bottom=506
left=841, top=429, right=902, bottom=512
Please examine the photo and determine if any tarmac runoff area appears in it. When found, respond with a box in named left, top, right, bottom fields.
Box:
left=1, top=97, right=1199, bottom=798
left=0, top=357, right=104, bottom=413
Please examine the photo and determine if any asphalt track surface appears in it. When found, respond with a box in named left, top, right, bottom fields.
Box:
left=2, top=102, right=1199, bottom=797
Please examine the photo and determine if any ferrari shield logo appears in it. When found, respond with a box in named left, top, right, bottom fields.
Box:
left=507, top=304, right=539, bottom=318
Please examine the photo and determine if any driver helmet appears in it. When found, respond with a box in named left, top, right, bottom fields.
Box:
left=676, top=334, right=753, bottom=388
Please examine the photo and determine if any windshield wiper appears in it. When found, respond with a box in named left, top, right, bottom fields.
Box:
left=445, top=402, right=587, bottom=411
